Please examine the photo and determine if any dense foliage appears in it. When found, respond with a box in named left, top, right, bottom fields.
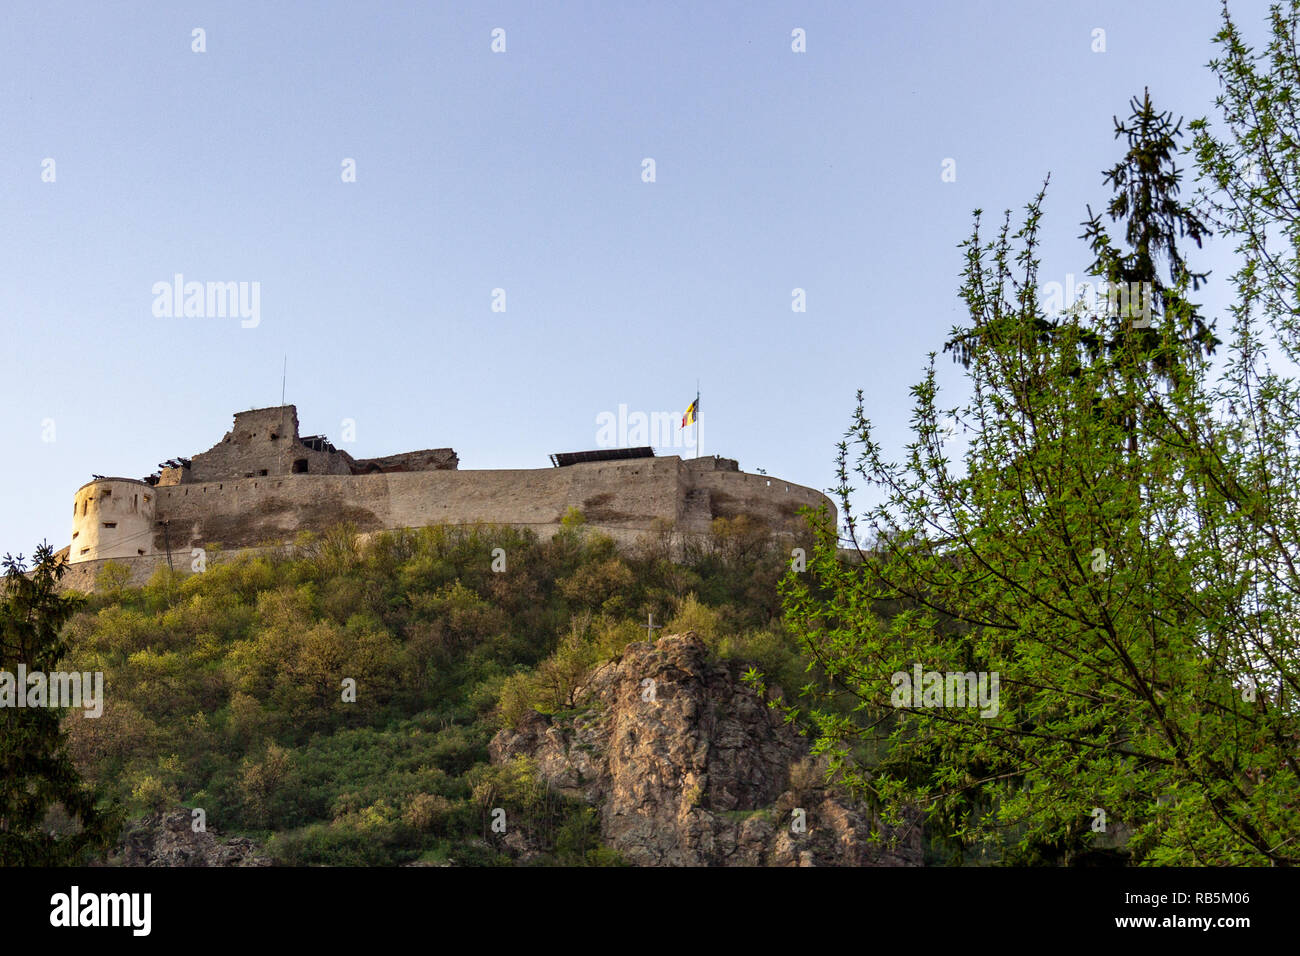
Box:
left=780, top=4, right=1300, bottom=867
left=56, top=514, right=809, bottom=866
left=2, top=544, right=122, bottom=864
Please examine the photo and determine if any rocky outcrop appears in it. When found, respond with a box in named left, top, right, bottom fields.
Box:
left=489, top=633, right=922, bottom=866
left=111, top=809, right=271, bottom=867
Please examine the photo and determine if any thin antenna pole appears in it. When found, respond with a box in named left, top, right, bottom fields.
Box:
left=162, top=519, right=174, bottom=573
left=279, top=356, right=289, bottom=478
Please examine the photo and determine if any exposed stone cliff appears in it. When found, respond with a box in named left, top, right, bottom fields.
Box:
left=490, top=633, right=922, bottom=866
left=106, top=809, right=271, bottom=867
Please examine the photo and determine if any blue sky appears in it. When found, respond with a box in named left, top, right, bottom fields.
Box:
left=0, top=0, right=1271, bottom=556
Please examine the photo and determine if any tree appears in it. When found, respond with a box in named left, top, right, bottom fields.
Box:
left=1191, top=1, right=1300, bottom=334
left=948, top=90, right=1218, bottom=465
left=0, top=543, right=122, bottom=864
left=783, top=62, right=1300, bottom=860
left=1081, top=89, right=1217, bottom=372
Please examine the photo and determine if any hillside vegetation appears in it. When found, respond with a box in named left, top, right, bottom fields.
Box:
left=58, top=512, right=813, bottom=866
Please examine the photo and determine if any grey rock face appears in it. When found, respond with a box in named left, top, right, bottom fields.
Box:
left=112, top=809, right=271, bottom=867
left=490, top=633, right=922, bottom=867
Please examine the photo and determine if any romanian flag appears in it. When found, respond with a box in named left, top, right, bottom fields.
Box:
left=682, top=398, right=698, bottom=427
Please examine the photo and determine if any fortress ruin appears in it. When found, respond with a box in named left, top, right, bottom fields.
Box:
left=60, top=405, right=834, bottom=588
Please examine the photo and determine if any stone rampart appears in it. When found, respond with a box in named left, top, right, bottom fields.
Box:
left=58, top=404, right=836, bottom=589
left=146, top=455, right=833, bottom=554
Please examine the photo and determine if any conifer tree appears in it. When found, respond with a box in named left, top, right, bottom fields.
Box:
left=0, top=544, right=121, bottom=864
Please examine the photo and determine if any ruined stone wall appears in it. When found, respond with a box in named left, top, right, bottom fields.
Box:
left=61, top=428, right=834, bottom=585
left=181, top=406, right=465, bottom=482
left=157, top=464, right=190, bottom=487
left=187, top=406, right=354, bottom=482
left=683, top=456, right=740, bottom=474
left=352, top=448, right=459, bottom=472
left=61, top=550, right=183, bottom=590
left=685, top=469, right=834, bottom=536
left=145, top=455, right=832, bottom=554
left=151, top=458, right=688, bottom=552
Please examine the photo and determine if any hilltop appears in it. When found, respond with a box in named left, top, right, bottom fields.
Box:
left=53, top=514, right=916, bottom=866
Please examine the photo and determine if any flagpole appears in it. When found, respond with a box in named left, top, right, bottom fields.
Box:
left=696, top=380, right=701, bottom=459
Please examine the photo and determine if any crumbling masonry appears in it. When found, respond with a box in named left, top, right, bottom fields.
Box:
left=61, top=405, right=834, bottom=588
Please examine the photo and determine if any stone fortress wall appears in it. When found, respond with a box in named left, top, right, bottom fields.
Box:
left=59, top=405, right=834, bottom=589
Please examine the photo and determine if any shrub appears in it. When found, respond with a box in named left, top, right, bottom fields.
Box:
left=665, top=593, right=722, bottom=643
left=404, top=793, right=454, bottom=833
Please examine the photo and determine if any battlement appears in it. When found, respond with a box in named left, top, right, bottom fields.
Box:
left=64, top=405, right=834, bottom=571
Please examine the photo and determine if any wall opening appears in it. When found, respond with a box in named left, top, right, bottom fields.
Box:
left=137, top=549, right=146, bottom=556
left=79, top=548, right=90, bottom=556
left=103, top=522, right=116, bottom=529
left=292, top=459, right=309, bottom=474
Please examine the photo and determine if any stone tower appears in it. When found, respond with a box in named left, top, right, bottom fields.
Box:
left=70, top=477, right=156, bottom=563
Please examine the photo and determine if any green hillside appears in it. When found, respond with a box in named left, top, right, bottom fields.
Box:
left=56, top=513, right=811, bottom=866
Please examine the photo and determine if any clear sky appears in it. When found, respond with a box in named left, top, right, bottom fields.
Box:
left=0, top=0, right=1272, bottom=556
